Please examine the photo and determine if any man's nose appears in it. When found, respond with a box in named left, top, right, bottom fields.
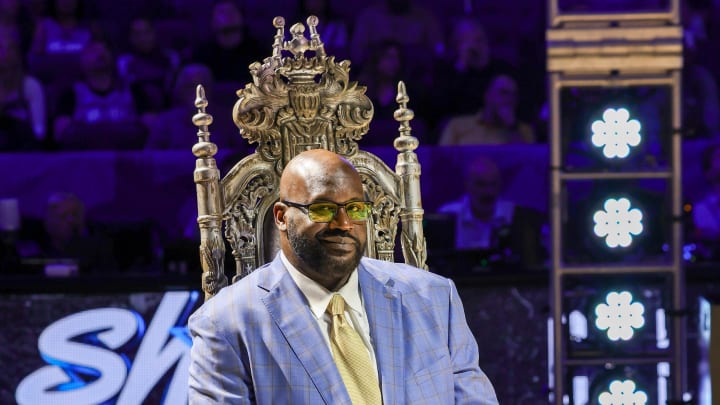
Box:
left=328, top=207, right=353, bottom=231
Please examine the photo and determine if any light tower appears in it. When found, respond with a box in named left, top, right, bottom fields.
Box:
left=546, top=1, right=687, bottom=403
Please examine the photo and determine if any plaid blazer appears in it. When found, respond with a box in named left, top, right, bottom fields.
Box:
left=188, top=255, right=498, bottom=405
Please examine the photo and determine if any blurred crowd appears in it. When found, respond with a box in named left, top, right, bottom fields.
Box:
left=1, top=0, right=718, bottom=150
left=0, top=0, right=552, bottom=151
left=1, top=0, right=720, bottom=275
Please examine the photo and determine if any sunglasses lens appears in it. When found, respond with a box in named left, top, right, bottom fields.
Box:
left=307, top=203, right=337, bottom=222
left=304, top=202, right=372, bottom=222
left=345, top=202, right=370, bottom=221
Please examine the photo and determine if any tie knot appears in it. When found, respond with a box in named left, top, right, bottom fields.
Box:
left=326, top=294, right=346, bottom=316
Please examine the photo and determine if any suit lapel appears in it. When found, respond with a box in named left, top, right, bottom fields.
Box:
left=359, top=262, right=405, bottom=405
left=261, top=258, right=348, bottom=405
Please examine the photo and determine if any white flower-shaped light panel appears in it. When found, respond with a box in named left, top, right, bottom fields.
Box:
left=593, top=197, right=643, bottom=248
left=591, top=108, right=642, bottom=158
left=598, top=379, right=648, bottom=405
left=595, top=291, right=645, bottom=341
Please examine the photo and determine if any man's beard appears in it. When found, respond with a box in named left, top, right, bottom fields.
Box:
left=287, top=221, right=365, bottom=278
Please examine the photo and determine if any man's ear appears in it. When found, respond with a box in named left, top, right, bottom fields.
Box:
left=273, top=201, right=287, bottom=231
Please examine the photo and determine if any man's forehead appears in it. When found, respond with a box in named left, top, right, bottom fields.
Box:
left=282, top=172, right=361, bottom=204
left=291, top=173, right=361, bottom=192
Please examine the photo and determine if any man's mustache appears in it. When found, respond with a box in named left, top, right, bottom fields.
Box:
left=317, top=229, right=361, bottom=245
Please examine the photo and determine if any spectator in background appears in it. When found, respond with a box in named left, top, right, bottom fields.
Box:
left=358, top=40, right=427, bottom=145
left=297, top=0, right=350, bottom=60
left=350, top=0, right=443, bottom=66
left=682, top=0, right=720, bottom=138
left=691, top=144, right=720, bottom=258
left=53, top=40, right=147, bottom=150
left=145, top=63, right=213, bottom=150
left=0, top=36, right=46, bottom=150
left=145, top=63, right=246, bottom=151
left=0, top=198, right=21, bottom=273
left=683, top=61, right=720, bottom=138
left=683, top=54, right=720, bottom=138
left=0, top=229, right=21, bottom=272
left=0, top=0, right=34, bottom=54
left=431, top=18, right=516, bottom=132
left=24, top=0, right=47, bottom=19
left=360, top=41, right=404, bottom=119
left=29, top=0, right=91, bottom=56
left=682, top=0, right=716, bottom=72
left=438, top=157, right=546, bottom=269
left=117, top=16, right=180, bottom=114
left=37, top=192, right=115, bottom=274
left=439, top=74, right=534, bottom=145
left=191, top=0, right=262, bottom=84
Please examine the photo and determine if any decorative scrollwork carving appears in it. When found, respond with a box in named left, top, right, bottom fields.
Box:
left=199, top=227, right=228, bottom=297
left=224, top=169, right=277, bottom=278
left=360, top=172, right=401, bottom=261
left=232, top=18, right=373, bottom=168
left=401, top=229, right=427, bottom=271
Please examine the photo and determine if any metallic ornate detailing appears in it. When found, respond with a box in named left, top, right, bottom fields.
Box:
left=232, top=16, right=373, bottom=169
left=199, top=226, right=226, bottom=295
left=192, top=85, right=228, bottom=299
left=393, top=81, right=419, bottom=152
left=393, top=82, right=427, bottom=270
left=221, top=157, right=278, bottom=281
left=353, top=152, right=403, bottom=263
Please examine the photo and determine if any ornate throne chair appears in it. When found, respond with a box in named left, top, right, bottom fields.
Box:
left=191, top=16, right=426, bottom=300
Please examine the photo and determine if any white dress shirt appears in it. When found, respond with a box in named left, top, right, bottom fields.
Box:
left=280, top=252, right=380, bottom=381
left=438, top=195, right=515, bottom=249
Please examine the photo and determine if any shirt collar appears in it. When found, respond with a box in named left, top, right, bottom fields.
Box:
left=280, top=251, right=363, bottom=319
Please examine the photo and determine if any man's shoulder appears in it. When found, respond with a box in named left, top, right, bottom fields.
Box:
left=225, top=263, right=283, bottom=293
left=360, top=257, right=451, bottom=291
left=192, top=263, right=283, bottom=313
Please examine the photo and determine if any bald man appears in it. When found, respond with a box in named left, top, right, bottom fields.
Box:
left=188, top=150, right=498, bottom=404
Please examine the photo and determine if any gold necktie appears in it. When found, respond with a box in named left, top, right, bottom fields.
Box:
left=326, top=294, right=382, bottom=405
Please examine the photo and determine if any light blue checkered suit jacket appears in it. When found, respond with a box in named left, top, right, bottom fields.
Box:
left=188, top=255, right=498, bottom=404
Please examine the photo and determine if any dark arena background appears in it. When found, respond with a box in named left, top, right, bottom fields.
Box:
left=1, top=0, right=720, bottom=403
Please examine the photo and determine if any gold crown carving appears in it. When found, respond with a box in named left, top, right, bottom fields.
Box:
left=232, top=16, right=374, bottom=167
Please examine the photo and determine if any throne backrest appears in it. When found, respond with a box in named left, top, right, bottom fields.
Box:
left=192, top=16, right=426, bottom=299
